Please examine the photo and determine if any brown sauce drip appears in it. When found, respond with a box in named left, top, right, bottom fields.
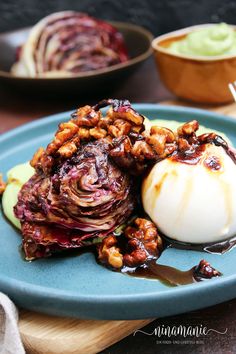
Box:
left=226, top=145, right=236, bottom=164
left=204, top=236, right=236, bottom=254
left=123, top=260, right=196, bottom=287
left=122, top=259, right=221, bottom=287
left=100, top=232, right=222, bottom=285
left=209, top=135, right=236, bottom=165
left=170, top=145, right=206, bottom=165
left=170, top=134, right=236, bottom=169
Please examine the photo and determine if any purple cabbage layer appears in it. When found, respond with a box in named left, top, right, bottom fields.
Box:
left=14, top=140, right=135, bottom=259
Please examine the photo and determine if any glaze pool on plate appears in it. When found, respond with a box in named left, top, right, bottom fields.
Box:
left=0, top=104, right=236, bottom=320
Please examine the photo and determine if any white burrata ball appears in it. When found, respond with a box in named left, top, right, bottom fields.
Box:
left=142, top=144, right=236, bottom=244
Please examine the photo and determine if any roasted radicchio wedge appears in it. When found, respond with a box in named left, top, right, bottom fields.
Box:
left=15, top=140, right=135, bottom=260
left=11, top=11, right=128, bottom=77
left=15, top=98, right=150, bottom=260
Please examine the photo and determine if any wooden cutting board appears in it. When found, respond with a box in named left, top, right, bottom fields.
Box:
left=18, top=100, right=236, bottom=354
left=19, top=310, right=152, bottom=354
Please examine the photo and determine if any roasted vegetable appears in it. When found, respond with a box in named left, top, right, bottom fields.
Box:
left=11, top=11, right=128, bottom=77
left=15, top=140, right=135, bottom=260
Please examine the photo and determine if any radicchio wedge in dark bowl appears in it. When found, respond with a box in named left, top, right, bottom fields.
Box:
left=11, top=11, right=129, bottom=77
left=0, top=11, right=153, bottom=96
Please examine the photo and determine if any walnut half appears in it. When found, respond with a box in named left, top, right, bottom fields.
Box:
left=0, top=174, right=6, bottom=195
left=97, top=218, right=163, bottom=270
left=97, top=235, right=123, bottom=269
left=123, top=218, right=163, bottom=267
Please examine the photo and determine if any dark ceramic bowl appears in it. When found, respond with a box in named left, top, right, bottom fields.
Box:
left=0, top=22, right=153, bottom=96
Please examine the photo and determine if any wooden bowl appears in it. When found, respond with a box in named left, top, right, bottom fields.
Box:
left=152, top=24, right=236, bottom=104
left=0, top=22, right=153, bottom=97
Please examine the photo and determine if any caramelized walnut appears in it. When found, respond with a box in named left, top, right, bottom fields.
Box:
left=0, top=174, right=6, bottom=195
left=32, top=99, right=146, bottom=174
left=108, top=119, right=132, bottom=138
left=131, top=141, right=156, bottom=161
left=110, top=136, right=132, bottom=157
left=106, top=99, right=144, bottom=126
left=124, top=218, right=163, bottom=267
left=77, top=127, right=90, bottom=139
left=30, top=147, right=45, bottom=168
left=97, top=116, right=113, bottom=130
left=71, top=105, right=101, bottom=127
left=149, top=126, right=176, bottom=143
left=177, top=120, right=199, bottom=137
left=123, top=238, right=147, bottom=268
left=97, top=218, right=163, bottom=270
left=46, top=121, right=79, bottom=155
left=89, top=127, right=107, bottom=139
left=97, top=235, right=123, bottom=269
left=177, top=137, right=193, bottom=152
left=145, top=126, right=176, bottom=158
left=110, top=123, right=178, bottom=172
left=30, top=98, right=223, bottom=177
left=110, top=136, right=147, bottom=174
left=57, top=138, right=79, bottom=158
left=193, top=259, right=221, bottom=280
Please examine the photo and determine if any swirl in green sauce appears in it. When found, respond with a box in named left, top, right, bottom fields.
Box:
left=168, top=23, right=236, bottom=57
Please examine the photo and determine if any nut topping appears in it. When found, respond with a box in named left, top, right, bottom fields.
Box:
left=97, top=218, right=163, bottom=270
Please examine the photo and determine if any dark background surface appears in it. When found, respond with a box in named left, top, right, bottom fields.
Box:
left=1, top=0, right=236, bottom=34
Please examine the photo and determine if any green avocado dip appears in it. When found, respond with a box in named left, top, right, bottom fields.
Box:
left=168, top=23, right=236, bottom=57
left=2, top=162, right=34, bottom=229
left=2, top=120, right=232, bottom=230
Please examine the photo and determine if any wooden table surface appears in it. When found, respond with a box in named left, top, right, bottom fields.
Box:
left=1, top=57, right=236, bottom=354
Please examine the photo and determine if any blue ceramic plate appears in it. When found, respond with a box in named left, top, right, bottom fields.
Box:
left=0, top=104, right=236, bottom=320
